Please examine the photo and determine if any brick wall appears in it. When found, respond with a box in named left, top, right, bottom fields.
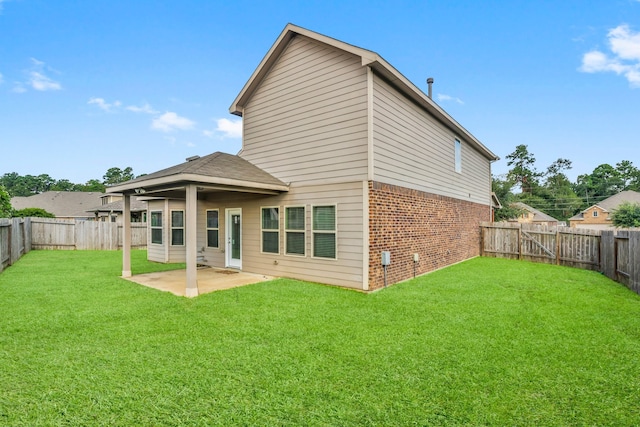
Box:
left=368, top=181, right=490, bottom=290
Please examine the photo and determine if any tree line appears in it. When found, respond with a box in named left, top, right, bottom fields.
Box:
left=0, top=167, right=138, bottom=197
left=494, top=144, right=640, bottom=223
left=0, top=167, right=139, bottom=218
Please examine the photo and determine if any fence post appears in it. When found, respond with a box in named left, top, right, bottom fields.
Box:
left=629, top=231, right=640, bottom=293
left=24, top=217, right=32, bottom=253
left=556, top=229, right=561, bottom=265
left=600, top=230, right=615, bottom=280
left=518, top=226, right=523, bottom=260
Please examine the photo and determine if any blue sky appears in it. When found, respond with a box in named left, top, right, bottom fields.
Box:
left=1, top=0, right=639, bottom=185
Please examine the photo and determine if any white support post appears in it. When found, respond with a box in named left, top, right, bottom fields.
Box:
left=185, top=184, right=199, bottom=297
left=122, top=194, right=132, bottom=277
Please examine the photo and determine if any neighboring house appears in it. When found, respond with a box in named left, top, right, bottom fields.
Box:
left=10, top=191, right=104, bottom=220
left=109, top=24, right=499, bottom=296
left=87, top=194, right=148, bottom=223
left=569, top=190, right=640, bottom=229
left=508, top=202, right=559, bottom=226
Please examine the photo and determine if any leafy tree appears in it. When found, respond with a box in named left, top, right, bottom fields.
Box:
left=505, top=145, right=541, bottom=195
left=491, top=175, right=523, bottom=221
left=51, top=179, right=81, bottom=192
left=574, top=164, right=623, bottom=206
left=0, top=184, right=11, bottom=218
left=12, top=207, right=55, bottom=218
left=103, top=167, right=135, bottom=185
left=615, top=160, right=640, bottom=191
left=541, top=159, right=582, bottom=221
left=82, top=179, right=106, bottom=192
left=611, top=202, right=640, bottom=228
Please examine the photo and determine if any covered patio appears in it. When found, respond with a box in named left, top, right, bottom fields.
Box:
left=124, top=267, right=275, bottom=297
left=108, top=152, right=289, bottom=297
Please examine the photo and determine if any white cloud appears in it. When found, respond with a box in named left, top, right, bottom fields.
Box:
left=212, top=118, right=242, bottom=138
left=580, top=24, right=640, bottom=87
left=437, top=94, right=464, bottom=105
left=88, top=97, right=122, bottom=112
left=126, top=103, right=159, bottom=114
left=20, top=58, right=62, bottom=91
left=151, top=112, right=195, bottom=132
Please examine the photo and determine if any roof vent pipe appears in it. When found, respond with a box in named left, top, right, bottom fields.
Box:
left=427, top=77, right=434, bottom=99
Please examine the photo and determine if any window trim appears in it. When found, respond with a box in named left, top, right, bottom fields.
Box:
left=150, top=210, right=163, bottom=245
left=170, top=209, right=185, bottom=247
left=454, top=138, right=462, bottom=174
left=312, top=204, right=337, bottom=260
left=260, top=206, right=280, bottom=255
left=284, top=205, right=306, bottom=257
left=206, top=209, right=219, bottom=248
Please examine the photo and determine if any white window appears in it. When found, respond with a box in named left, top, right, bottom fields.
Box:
left=206, top=210, right=219, bottom=248
left=312, top=205, right=336, bottom=259
left=171, top=210, right=184, bottom=246
left=150, top=211, right=163, bottom=244
left=593, top=210, right=599, bottom=218
left=261, top=207, right=279, bottom=254
left=285, top=206, right=305, bottom=256
left=454, top=139, right=462, bottom=173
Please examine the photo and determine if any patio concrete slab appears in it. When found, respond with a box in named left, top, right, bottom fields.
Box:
left=124, top=267, right=275, bottom=297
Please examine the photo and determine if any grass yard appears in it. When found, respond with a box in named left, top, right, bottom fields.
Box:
left=1, top=251, right=640, bottom=426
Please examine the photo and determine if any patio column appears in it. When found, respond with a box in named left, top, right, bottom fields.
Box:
left=122, top=194, right=132, bottom=277
left=185, top=184, right=199, bottom=297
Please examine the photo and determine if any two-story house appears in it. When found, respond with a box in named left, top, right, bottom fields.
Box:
left=109, top=24, right=499, bottom=296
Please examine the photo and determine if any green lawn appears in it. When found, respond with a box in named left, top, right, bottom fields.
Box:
left=1, top=251, right=639, bottom=426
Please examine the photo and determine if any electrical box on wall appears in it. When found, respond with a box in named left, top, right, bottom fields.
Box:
left=381, top=251, right=391, bottom=266
left=413, top=253, right=419, bottom=262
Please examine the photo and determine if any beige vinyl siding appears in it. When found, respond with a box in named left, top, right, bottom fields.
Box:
left=197, top=181, right=365, bottom=289
left=147, top=201, right=165, bottom=262
left=372, top=74, right=491, bottom=205
left=241, top=35, right=369, bottom=185
left=146, top=200, right=190, bottom=263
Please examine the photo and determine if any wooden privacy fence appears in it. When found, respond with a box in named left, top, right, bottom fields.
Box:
left=481, top=222, right=640, bottom=294
left=30, top=218, right=147, bottom=250
left=0, top=217, right=32, bottom=272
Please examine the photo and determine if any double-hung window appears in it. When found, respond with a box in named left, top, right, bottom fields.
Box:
left=312, top=205, right=336, bottom=259
left=206, top=210, right=219, bottom=248
left=261, top=207, right=279, bottom=254
left=171, top=210, right=184, bottom=246
left=285, top=206, right=305, bottom=256
left=150, top=211, right=163, bottom=244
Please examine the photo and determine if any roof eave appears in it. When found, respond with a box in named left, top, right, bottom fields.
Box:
left=107, top=173, right=289, bottom=195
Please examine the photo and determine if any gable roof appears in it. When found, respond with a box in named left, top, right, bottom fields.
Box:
left=511, top=202, right=558, bottom=222
left=230, top=23, right=498, bottom=162
left=11, top=191, right=104, bottom=218
left=569, top=190, right=640, bottom=220
left=107, top=151, right=288, bottom=195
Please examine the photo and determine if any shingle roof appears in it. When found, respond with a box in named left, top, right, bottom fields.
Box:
left=569, top=190, right=640, bottom=220
left=108, top=151, right=288, bottom=194
left=596, top=190, right=640, bottom=211
left=11, top=192, right=104, bottom=218
left=512, top=202, right=558, bottom=222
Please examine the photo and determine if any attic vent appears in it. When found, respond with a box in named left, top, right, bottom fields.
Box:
left=186, top=155, right=200, bottom=162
